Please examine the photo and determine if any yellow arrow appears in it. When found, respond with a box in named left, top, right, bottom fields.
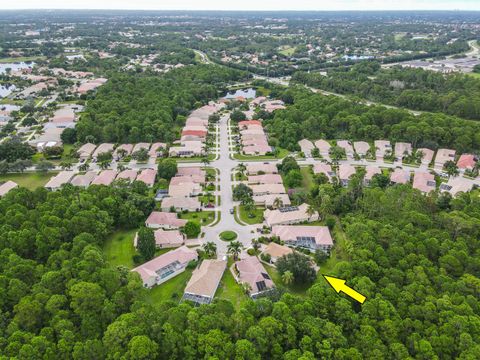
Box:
left=323, top=275, right=366, bottom=304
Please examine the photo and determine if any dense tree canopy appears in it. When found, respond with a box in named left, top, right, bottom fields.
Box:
left=293, top=62, right=480, bottom=120
left=76, top=65, right=249, bottom=143
left=265, top=87, right=480, bottom=153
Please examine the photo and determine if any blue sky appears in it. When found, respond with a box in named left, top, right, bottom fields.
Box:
left=1, top=0, right=479, bottom=11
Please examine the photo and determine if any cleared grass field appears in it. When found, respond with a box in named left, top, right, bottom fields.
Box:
left=103, top=229, right=137, bottom=268
left=0, top=171, right=57, bottom=190
left=146, top=268, right=193, bottom=304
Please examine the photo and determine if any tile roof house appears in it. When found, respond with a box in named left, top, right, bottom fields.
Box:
left=243, top=144, right=272, bottom=156
left=134, top=229, right=185, bottom=249
left=169, top=141, right=204, bottom=157
left=338, top=164, right=356, bottom=186
left=272, top=225, right=333, bottom=252
left=171, top=173, right=206, bottom=185
left=353, top=141, right=370, bottom=157
left=177, top=167, right=205, bottom=177
left=239, top=120, right=262, bottom=128
left=313, top=163, right=335, bottom=182
left=92, top=143, right=114, bottom=161
left=149, top=143, right=167, bottom=157
left=248, top=174, right=283, bottom=185
left=315, top=140, right=331, bottom=155
left=364, top=166, right=381, bottom=185
left=91, top=170, right=118, bottom=186
left=253, top=194, right=291, bottom=208
left=114, top=144, right=134, bottom=159
left=70, top=171, right=97, bottom=188
left=168, top=182, right=202, bottom=197
left=77, top=143, right=97, bottom=161
left=261, top=242, right=293, bottom=263
left=131, top=246, right=198, bottom=288
left=413, top=172, right=436, bottom=194
left=161, top=197, right=201, bottom=212
left=234, top=256, right=275, bottom=299
left=44, top=171, right=75, bottom=190
left=394, top=142, right=413, bottom=159
left=132, top=143, right=151, bottom=154
left=434, top=149, right=456, bottom=170
left=457, top=154, right=477, bottom=172
left=0, top=181, right=18, bottom=197
left=145, top=211, right=187, bottom=229
left=136, top=168, right=157, bottom=187
left=183, top=259, right=227, bottom=305
left=246, top=163, right=278, bottom=175
left=439, top=176, right=474, bottom=196
left=336, top=140, right=354, bottom=157
left=417, top=148, right=435, bottom=165
left=264, top=203, right=319, bottom=227
left=374, top=140, right=392, bottom=160
left=298, top=139, right=315, bottom=157
left=390, top=168, right=411, bottom=184
left=116, top=169, right=138, bottom=183
left=250, top=183, right=286, bottom=196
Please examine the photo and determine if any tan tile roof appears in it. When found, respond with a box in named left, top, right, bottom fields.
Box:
left=184, top=259, right=226, bottom=298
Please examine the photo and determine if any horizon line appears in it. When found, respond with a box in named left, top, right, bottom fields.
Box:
left=0, top=8, right=479, bottom=12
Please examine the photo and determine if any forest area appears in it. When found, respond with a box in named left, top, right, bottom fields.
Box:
left=75, top=65, right=249, bottom=143
left=264, top=86, right=480, bottom=153
left=292, top=62, right=480, bottom=120
left=0, top=175, right=479, bottom=359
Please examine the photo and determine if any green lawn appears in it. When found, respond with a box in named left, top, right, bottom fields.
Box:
left=0, top=171, right=57, bottom=190
left=0, top=56, right=46, bottom=63
left=467, top=72, right=480, bottom=79
left=233, top=147, right=290, bottom=161
left=103, top=229, right=137, bottom=268
left=239, top=205, right=264, bottom=225
left=216, top=260, right=249, bottom=308
left=145, top=268, right=193, bottom=304
left=220, top=230, right=238, bottom=241
left=300, top=166, right=315, bottom=191
left=278, top=45, right=296, bottom=56
left=264, top=263, right=310, bottom=296
left=179, top=211, right=215, bottom=226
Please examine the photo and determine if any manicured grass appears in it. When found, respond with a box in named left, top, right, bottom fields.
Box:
left=0, top=56, right=46, bottom=63
left=239, top=205, right=264, bottom=225
left=103, top=229, right=137, bottom=268
left=173, top=154, right=216, bottom=163
left=0, top=171, right=58, bottom=190
left=145, top=268, right=193, bottom=304
left=216, top=260, right=248, bottom=308
left=264, top=263, right=310, bottom=296
left=278, top=45, right=296, bottom=56
left=300, top=166, right=315, bottom=191
left=467, top=72, right=480, bottom=79
left=319, top=218, right=349, bottom=275
left=179, top=211, right=215, bottom=226
left=233, top=147, right=290, bottom=161
left=220, top=230, right=238, bottom=241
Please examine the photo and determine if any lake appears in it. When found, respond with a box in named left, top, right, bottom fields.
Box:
left=0, top=62, right=35, bottom=74
left=223, top=88, right=257, bottom=99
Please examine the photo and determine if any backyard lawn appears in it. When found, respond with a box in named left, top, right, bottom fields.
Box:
left=234, top=147, right=290, bottom=161
left=103, top=229, right=137, bottom=268
left=239, top=205, right=264, bottom=225
left=0, top=171, right=57, bottom=190
left=180, top=211, right=216, bottom=226
left=145, top=269, right=193, bottom=304
left=215, top=260, right=249, bottom=308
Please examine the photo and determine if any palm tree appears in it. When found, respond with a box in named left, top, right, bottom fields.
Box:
left=237, top=163, right=246, bottom=178
left=201, top=156, right=210, bottom=168
left=205, top=190, right=213, bottom=205
left=227, top=241, right=243, bottom=260
left=240, top=282, right=252, bottom=295
left=251, top=239, right=260, bottom=252
left=78, top=163, right=89, bottom=172
left=60, top=161, right=73, bottom=170
left=202, top=242, right=217, bottom=258
left=444, top=160, right=459, bottom=177
left=282, top=270, right=294, bottom=285
left=273, top=196, right=283, bottom=209
left=306, top=204, right=316, bottom=220
left=99, top=160, right=111, bottom=170
left=243, top=198, right=256, bottom=218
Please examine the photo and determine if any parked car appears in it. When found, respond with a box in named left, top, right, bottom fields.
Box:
left=230, top=208, right=234, bottom=214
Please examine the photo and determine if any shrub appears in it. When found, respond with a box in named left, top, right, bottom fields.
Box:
left=247, top=248, right=256, bottom=256
left=260, top=253, right=271, bottom=263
